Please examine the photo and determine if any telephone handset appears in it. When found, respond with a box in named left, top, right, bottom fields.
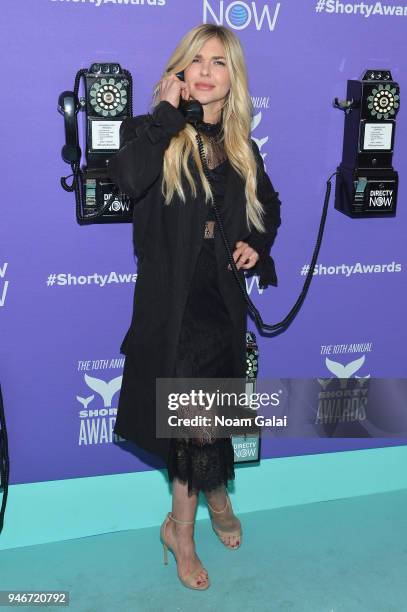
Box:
left=175, top=70, right=204, bottom=124
left=58, top=91, right=81, bottom=165
left=173, top=70, right=331, bottom=335
left=58, top=63, right=134, bottom=224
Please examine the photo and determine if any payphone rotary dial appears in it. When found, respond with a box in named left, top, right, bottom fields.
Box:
left=89, top=78, right=128, bottom=117
left=367, top=84, right=399, bottom=119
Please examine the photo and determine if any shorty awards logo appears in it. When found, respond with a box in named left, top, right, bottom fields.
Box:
left=76, top=357, right=124, bottom=445
left=204, top=1, right=281, bottom=30
left=316, top=342, right=373, bottom=425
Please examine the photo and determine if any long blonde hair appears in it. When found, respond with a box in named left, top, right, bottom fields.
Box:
left=150, top=24, right=266, bottom=233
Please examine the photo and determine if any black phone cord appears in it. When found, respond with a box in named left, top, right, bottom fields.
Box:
left=195, top=127, right=338, bottom=335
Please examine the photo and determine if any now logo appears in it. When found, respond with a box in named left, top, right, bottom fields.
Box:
left=204, top=1, right=281, bottom=31
left=369, top=195, right=393, bottom=207
left=234, top=446, right=258, bottom=458
left=105, top=194, right=130, bottom=212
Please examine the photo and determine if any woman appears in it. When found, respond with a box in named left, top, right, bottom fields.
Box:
left=108, top=24, right=282, bottom=590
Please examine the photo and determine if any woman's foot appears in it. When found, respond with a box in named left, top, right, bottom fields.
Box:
left=207, top=491, right=241, bottom=549
left=164, top=517, right=209, bottom=588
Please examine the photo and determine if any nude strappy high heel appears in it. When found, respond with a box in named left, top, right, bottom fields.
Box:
left=160, top=513, right=210, bottom=590
left=207, top=490, right=242, bottom=549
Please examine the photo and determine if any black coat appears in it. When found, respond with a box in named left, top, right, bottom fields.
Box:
left=107, top=100, right=282, bottom=464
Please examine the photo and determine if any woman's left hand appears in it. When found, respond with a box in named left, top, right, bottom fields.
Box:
left=227, top=241, right=259, bottom=271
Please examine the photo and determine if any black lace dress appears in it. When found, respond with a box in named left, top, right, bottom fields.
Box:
left=167, top=120, right=236, bottom=496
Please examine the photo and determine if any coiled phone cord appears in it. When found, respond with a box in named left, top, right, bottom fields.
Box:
left=195, top=126, right=338, bottom=334
left=60, top=68, right=134, bottom=224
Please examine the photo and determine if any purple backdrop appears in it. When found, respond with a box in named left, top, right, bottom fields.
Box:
left=1, top=1, right=406, bottom=485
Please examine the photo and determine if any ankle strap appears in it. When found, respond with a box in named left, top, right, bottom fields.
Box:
left=207, top=495, right=229, bottom=514
left=168, top=512, right=195, bottom=525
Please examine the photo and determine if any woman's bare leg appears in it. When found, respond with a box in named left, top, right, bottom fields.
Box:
left=204, top=484, right=241, bottom=548
left=166, top=477, right=209, bottom=585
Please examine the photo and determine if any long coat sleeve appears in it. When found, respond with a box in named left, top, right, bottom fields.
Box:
left=107, top=100, right=187, bottom=202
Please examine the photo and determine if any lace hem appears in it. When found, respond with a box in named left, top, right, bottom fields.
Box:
left=167, top=437, right=235, bottom=496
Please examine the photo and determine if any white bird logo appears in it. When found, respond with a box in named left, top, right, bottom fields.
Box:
left=76, top=395, right=95, bottom=409
left=84, top=374, right=123, bottom=407
left=326, top=356, right=365, bottom=378
left=253, top=136, right=269, bottom=152
left=325, top=356, right=368, bottom=389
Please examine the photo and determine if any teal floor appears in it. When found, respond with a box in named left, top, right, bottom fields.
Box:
left=1, top=488, right=406, bottom=612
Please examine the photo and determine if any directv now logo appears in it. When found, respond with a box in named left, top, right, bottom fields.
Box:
left=369, top=189, right=393, bottom=207
left=203, top=1, right=281, bottom=30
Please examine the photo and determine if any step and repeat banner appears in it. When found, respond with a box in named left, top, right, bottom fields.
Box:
left=1, top=1, right=406, bottom=485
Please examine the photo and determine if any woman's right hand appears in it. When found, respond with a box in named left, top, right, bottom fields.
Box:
left=158, top=74, right=191, bottom=109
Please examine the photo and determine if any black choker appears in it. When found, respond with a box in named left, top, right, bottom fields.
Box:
left=197, top=120, right=223, bottom=137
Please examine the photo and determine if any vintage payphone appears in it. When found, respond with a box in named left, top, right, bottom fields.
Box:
left=334, top=69, right=400, bottom=218
left=58, top=63, right=133, bottom=224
